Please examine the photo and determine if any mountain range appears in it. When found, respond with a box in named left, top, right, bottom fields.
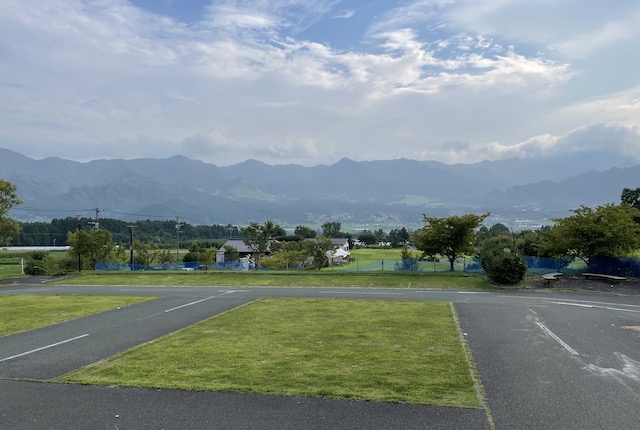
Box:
left=2, top=147, right=639, bottom=231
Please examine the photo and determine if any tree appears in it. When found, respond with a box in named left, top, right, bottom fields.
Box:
left=374, top=228, right=387, bottom=245
left=157, top=248, right=174, bottom=266
left=133, top=240, right=158, bottom=268
left=357, top=230, right=377, bottom=246
left=394, top=242, right=419, bottom=271
left=479, top=236, right=527, bottom=285
left=241, top=219, right=282, bottom=269
left=223, top=244, right=239, bottom=262
left=309, top=236, right=332, bottom=270
left=476, top=223, right=511, bottom=245
left=542, top=204, right=640, bottom=266
left=388, top=227, right=410, bottom=247
left=413, top=212, right=490, bottom=271
left=621, top=187, right=640, bottom=210
left=199, top=247, right=218, bottom=271
left=261, top=250, right=306, bottom=270
left=67, top=228, right=115, bottom=270
left=294, top=225, right=317, bottom=239
left=321, top=221, right=342, bottom=237
left=0, top=180, right=22, bottom=245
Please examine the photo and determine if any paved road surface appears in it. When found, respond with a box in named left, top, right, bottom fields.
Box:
left=1, top=284, right=640, bottom=429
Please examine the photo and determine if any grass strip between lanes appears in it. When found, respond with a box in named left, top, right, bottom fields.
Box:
left=51, top=271, right=489, bottom=289
left=0, top=295, right=155, bottom=337
left=59, top=298, right=481, bottom=407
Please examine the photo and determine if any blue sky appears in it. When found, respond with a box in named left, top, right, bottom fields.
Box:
left=1, top=0, right=639, bottom=166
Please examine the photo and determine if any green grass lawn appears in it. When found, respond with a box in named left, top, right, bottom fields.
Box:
left=0, top=295, right=155, bottom=336
left=0, top=263, right=23, bottom=279
left=332, top=248, right=467, bottom=272
left=59, top=298, right=481, bottom=407
left=50, top=270, right=489, bottom=289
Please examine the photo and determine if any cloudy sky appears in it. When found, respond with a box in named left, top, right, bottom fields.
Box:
left=1, top=0, right=640, bottom=166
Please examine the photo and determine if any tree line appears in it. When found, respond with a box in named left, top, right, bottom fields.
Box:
left=3, top=178, right=640, bottom=283
left=409, top=187, right=640, bottom=284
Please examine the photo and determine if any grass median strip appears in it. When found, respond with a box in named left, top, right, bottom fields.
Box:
left=51, top=271, right=489, bottom=289
left=0, top=295, right=155, bottom=336
left=59, top=298, right=481, bottom=407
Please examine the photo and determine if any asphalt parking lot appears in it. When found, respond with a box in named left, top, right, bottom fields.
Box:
left=1, top=283, right=640, bottom=429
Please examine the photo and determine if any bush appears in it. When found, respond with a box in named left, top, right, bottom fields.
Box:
left=479, top=236, right=527, bottom=285
left=24, top=255, right=66, bottom=276
left=395, top=243, right=420, bottom=271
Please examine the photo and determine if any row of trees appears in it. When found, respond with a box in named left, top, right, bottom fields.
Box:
left=15, top=218, right=239, bottom=248
left=410, top=188, right=640, bottom=284
left=4, top=178, right=640, bottom=281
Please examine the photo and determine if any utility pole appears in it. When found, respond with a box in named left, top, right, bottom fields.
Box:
left=90, top=208, right=101, bottom=229
left=76, top=214, right=82, bottom=272
left=127, top=225, right=136, bottom=268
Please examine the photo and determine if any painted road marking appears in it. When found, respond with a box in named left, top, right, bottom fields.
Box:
left=553, top=302, right=640, bottom=314
left=163, top=291, right=237, bottom=313
left=0, top=334, right=90, bottom=362
left=536, top=322, right=579, bottom=356
left=319, top=291, right=404, bottom=295
left=500, top=295, right=640, bottom=309
left=553, top=302, right=594, bottom=308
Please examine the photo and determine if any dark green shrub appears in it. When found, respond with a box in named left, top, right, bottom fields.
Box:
left=479, top=236, right=527, bottom=285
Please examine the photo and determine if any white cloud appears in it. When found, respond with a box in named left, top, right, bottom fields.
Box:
left=334, top=9, right=355, bottom=19
left=483, top=123, right=640, bottom=160
left=0, top=0, right=639, bottom=169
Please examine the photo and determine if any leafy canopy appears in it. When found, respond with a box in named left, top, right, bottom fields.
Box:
left=543, top=204, right=640, bottom=265
left=413, top=212, right=489, bottom=271
left=0, top=179, right=22, bottom=245
left=67, top=228, right=114, bottom=270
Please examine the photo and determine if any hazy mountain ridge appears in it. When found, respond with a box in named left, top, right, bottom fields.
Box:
left=1, top=147, right=638, bottom=228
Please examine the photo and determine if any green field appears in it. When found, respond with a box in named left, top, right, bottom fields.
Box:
left=0, top=250, right=29, bottom=279
left=0, top=294, right=155, bottom=336
left=331, top=248, right=467, bottom=272
left=59, top=298, right=481, bottom=407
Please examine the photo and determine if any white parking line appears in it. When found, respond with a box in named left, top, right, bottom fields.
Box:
left=536, top=322, right=579, bottom=356
left=319, top=291, right=404, bottom=295
left=553, top=302, right=640, bottom=313
left=0, top=334, right=90, bottom=362
left=164, top=296, right=218, bottom=312
left=163, top=290, right=238, bottom=312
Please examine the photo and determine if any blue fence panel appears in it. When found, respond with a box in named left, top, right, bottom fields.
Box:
left=588, top=256, right=640, bottom=278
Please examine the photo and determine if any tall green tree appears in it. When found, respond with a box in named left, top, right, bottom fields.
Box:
left=133, top=240, right=158, bottom=268
left=542, top=204, right=640, bottom=266
left=388, top=227, right=410, bottom=247
left=357, top=230, right=377, bottom=246
left=294, top=225, right=317, bottom=239
left=223, top=244, right=240, bottom=262
left=621, top=187, right=640, bottom=210
left=321, top=221, right=342, bottom=237
left=0, top=179, right=22, bottom=245
left=241, top=219, right=282, bottom=269
left=309, top=236, right=333, bottom=270
left=67, top=228, right=115, bottom=270
left=413, top=213, right=489, bottom=271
